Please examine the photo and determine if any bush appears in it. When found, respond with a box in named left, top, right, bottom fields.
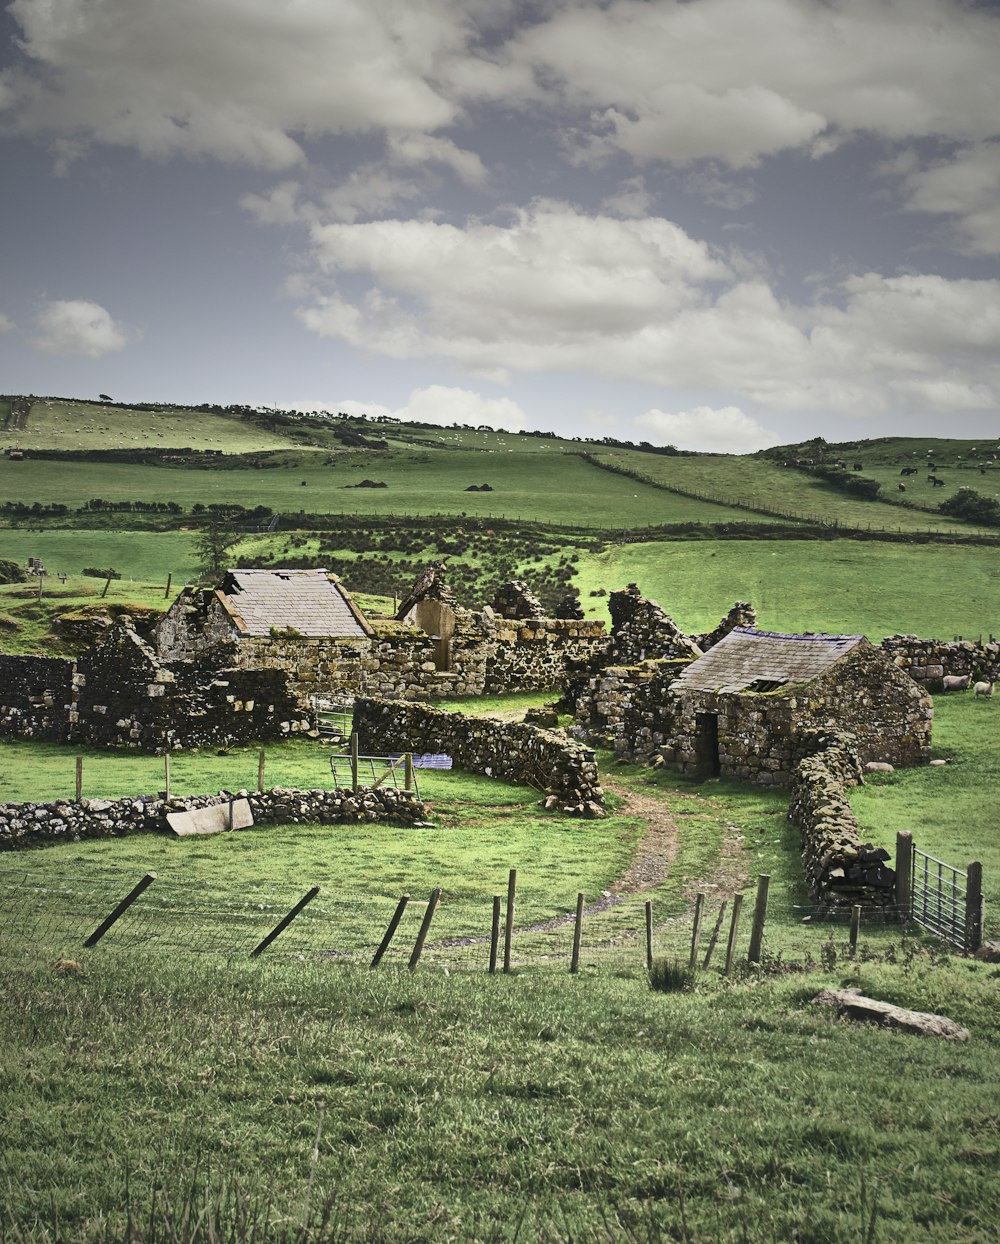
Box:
left=0, top=557, right=27, bottom=585
left=939, top=488, right=1000, bottom=527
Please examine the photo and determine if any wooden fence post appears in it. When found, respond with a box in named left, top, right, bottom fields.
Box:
left=965, top=861, right=983, bottom=955
left=257, top=749, right=265, bottom=794
left=371, top=895, right=409, bottom=968
left=570, top=892, right=584, bottom=974
left=164, top=573, right=172, bottom=600
left=895, top=831, right=913, bottom=923
left=75, top=755, right=83, bottom=802
left=723, top=893, right=743, bottom=976
left=747, top=875, right=770, bottom=965
left=689, top=893, right=706, bottom=969
left=404, top=752, right=414, bottom=793
left=703, top=900, right=728, bottom=969
left=250, top=887, right=320, bottom=958
left=645, top=900, right=653, bottom=972
left=83, top=873, right=156, bottom=947
left=350, top=732, right=359, bottom=794
left=489, top=895, right=501, bottom=974
left=408, top=888, right=441, bottom=970
left=849, top=905, right=862, bottom=957
left=503, top=868, right=517, bottom=974
left=163, top=753, right=171, bottom=801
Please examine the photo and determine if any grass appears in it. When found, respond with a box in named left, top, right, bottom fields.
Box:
left=0, top=530, right=199, bottom=585
left=575, top=537, right=1000, bottom=639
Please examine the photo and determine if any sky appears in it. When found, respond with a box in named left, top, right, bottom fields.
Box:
left=1, top=0, right=1000, bottom=453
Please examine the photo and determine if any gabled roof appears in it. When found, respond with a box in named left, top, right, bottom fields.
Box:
left=218, top=569, right=372, bottom=639
left=672, top=627, right=865, bottom=693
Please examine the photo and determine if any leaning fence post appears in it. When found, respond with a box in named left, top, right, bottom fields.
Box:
left=257, top=749, right=265, bottom=794
left=747, top=875, right=770, bottom=965
left=75, top=755, right=83, bottom=802
left=489, top=895, right=501, bottom=974
left=895, top=831, right=913, bottom=923
left=570, top=892, right=584, bottom=974
left=164, top=573, right=172, bottom=600
left=408, top=888, right=441, bottom=970
left=724, top=894, right=743, bottom=976
left=250, top=887, right=320, bottom=958
left=689, top=892, right=706, bottom=969
left=503, top=868, right=517, bottom=974
left=83, top=872, right=156, bottom=947
left=966, top=861, right=983, bottom=955
left=371, top=894, right=409, bottom=968
left=703, top=900, right=728, bottom=970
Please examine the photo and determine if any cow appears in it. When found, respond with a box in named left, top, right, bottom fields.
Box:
left=853, top=462, right=863, bottom=471
left=932, top=476, right=946, bottom=487
left=942, top=674, right=972, bottom=692
left=900, top=467, right=918, bottom=476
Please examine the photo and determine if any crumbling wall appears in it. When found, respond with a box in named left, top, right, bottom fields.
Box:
left=788, top=729, right=898, bottom=919
left=606, top=584, right=703, bottom=665
left=692, top=602, right=757, bottom=651
left=483, top=615, right=608, bottom=694
left=881, top=635, right=1000, bottom=689
left=352, top=697, right=604, bottom=816
left=0, top=654, right=76, bottom=741
left=0, top=784, right=425, bottom=851
left=154, top=587, right=233, bottom=660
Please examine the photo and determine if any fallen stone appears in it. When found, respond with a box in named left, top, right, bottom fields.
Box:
left=973, top=941, right=1000, bottom=963
left=812, top=988, right=969, bottom=1041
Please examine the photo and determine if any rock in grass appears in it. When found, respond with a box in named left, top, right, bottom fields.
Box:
left=812, top=988, right=969, bottom=1041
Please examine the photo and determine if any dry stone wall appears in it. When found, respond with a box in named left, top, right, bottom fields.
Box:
left=0, top=785, right=426, bottom=851
left=788, top=730, right=899, bottom=918
left=0, top=654, right=77, bottom=741
left=881, top=636, right=1000, bottom=688
left=352, top=697, right=604, bottom=816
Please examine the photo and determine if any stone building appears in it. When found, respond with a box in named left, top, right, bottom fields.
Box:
left=654, top=628, right=933, bottom=784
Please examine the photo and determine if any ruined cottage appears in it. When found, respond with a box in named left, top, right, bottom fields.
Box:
left=648, top=628, right=933, bottom=784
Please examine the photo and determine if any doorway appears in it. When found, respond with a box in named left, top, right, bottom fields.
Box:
left=694, top=713, right=720, bottom=779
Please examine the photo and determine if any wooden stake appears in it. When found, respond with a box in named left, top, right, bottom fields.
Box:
left=408, top=888, right=441, bottom=970
left=163, top=752, right=171, bottom=800
left=75, top=755, right=83, bottom=802
left=644, top=899, right=653, bottom=972
left=101, top=575, right=112, bottom=598
left=404, top=752, right=414, bottom=793
left=503, top=868, right=517, bottom=974
left=257, top=749, right=265, bottom=794
left=350, top=732, right=359, bottom=794
left=570, top=892, right=584, bottom=974
left=849, top=905, right=862, bottom=957
left=164, top=573, right=172, bottom=600
left=723, top=894, right=744, bottom=977
left=747, top=875, right=770, bottom=965
left=895, top=830, right=913, bottom=923
left=250, top=887, right=320, bottom=958
left=489, top=895, right=501, bottom=974
left=703, top=900, right=728, bottom=969
left=689, top=892, right=706, bottom=970
left=83, top=872, right=156, bottom=947
left=371, top=895, right=409, bottom=967
left=966, top=861, right=984, bottom=955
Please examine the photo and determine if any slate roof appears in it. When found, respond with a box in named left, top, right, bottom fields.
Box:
left=673, top=627, right=864, bottom=694
left=218, top=569, right=371, bottom=639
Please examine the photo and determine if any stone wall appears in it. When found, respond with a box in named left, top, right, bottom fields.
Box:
left=483, top=616, right=608, bottom=694
left=881, top=635, right=1000, bottom=688
left=352, top=697, right=604, bottom=816
left=0, top=784, right=426, bottom=851
left=787, top=730, right=899, bottom=918
left=606, top=584, right=702, bottom=665
left=0, top=654, right=77, bottom=741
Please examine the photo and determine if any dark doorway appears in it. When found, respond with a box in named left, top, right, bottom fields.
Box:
left=694, top=713, right=720, bottom=779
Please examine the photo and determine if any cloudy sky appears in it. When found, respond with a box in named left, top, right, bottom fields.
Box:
left=1, top=0, right=999, bottom=451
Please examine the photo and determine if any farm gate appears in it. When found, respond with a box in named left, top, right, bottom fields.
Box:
left=896, top=831, right=983, bottom=954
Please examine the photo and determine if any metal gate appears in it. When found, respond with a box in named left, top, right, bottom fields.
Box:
left=909, top=844, right=983, bottom=953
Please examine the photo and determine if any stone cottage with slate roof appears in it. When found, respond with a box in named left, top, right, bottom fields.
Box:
left=655, top=628, right=933, bottom=784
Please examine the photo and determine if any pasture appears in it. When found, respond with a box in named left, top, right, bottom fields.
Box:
left=3, top=401, right=1000, bottom=1240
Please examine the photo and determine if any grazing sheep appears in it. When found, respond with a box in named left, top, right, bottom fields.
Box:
left=974, top=681, right=994, bottom=698
left=942, top=674, right=972, bottom=692
left=898, top=483, right=906, bottom=492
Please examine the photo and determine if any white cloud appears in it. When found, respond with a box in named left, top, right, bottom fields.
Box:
left=501, top=0, right=1000, bottom=167
left=386, top=133, right=487, bottom=188
left=897, top=142, right=1000, bottom=256
left=0, top=313, right=14, bottom=333
left=3, top=0, right=470, bottom=168
left=32, top=299, right=132, bottom=357
left=636, top=405, right=781, bottom=453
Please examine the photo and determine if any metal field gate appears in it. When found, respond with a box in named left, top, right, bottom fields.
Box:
left=904, top=838, right=984, bottom=954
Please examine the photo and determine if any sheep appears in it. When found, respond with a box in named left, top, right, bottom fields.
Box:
left=942, top=674, right=972, bottom=692
left=898, top=483, right=906, bottom=492
left=974, top=681, right=994, bottom=698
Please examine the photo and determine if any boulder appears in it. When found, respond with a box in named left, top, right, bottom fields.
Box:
left=812, top=988, right=969, bottom=1041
